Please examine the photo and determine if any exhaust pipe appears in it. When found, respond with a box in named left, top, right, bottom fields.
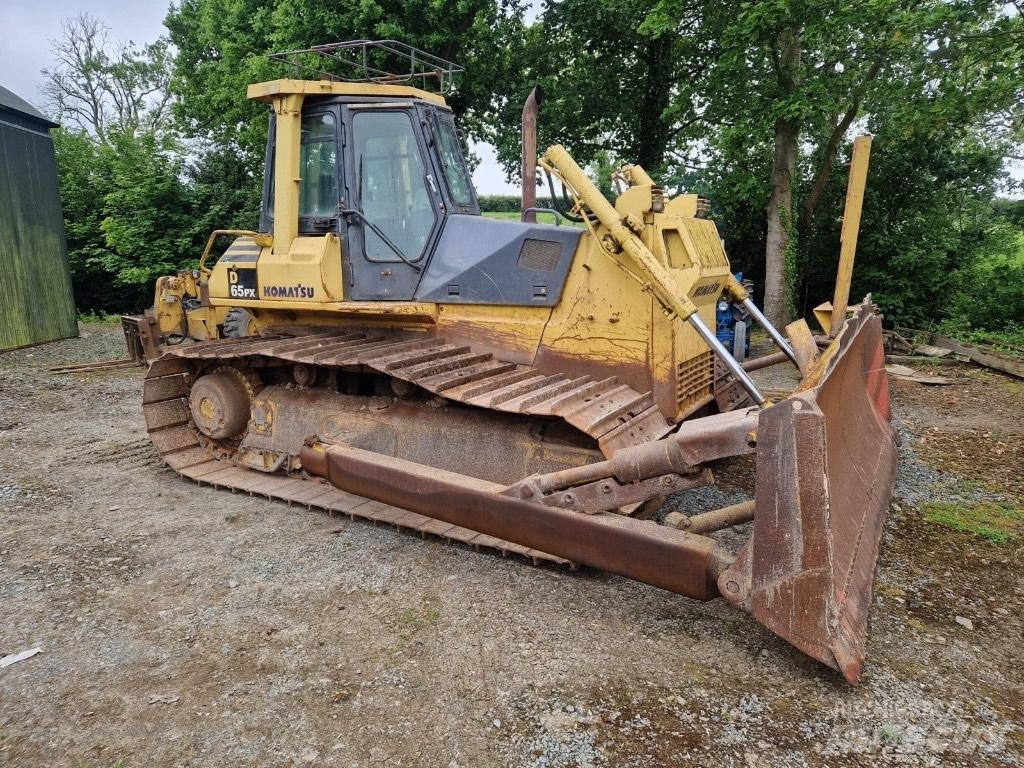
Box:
left=521, top=86, right=542, bottom=223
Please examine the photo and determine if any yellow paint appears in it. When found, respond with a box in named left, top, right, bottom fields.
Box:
left=186, top=307, right=225, bottom=341
left=812, top=300, right=835, bottom=335
left=620, top=165, right=654, bottom=186
left=247, top=79, right=448, bottom=107
left=146, top=72, right=745, bottom=426
left=664, top=194, right=699, bottom=218
left=198, top=230, right=272, bottom=274
left=539, top=145, right=731, bottom=418
left=271, top=93, right=304, bottom=256
left=542, top=146, right=700, bottom=324
left=194, top=142, right=736, bottom=421
left=259, top=234, right=343, bottom=301
left=437, top=303, right=551, bottom=364
left=831, top=134, right=872, bottom=335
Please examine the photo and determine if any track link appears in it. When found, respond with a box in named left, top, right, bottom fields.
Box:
left=143, top=330, right=676, bottom=564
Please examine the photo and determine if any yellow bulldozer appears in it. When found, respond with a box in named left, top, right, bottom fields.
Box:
left=124, top=41, right=898, bottom=684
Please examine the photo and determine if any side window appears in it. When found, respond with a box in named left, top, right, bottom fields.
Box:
left=352, top=110, right=435, bottom=263
left=299, top=113, right=338, bottom=218
left=433, top=112, right=476, bottom=208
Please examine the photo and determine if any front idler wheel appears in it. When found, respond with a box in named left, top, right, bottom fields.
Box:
left=189, top=372, right=253, bottom=439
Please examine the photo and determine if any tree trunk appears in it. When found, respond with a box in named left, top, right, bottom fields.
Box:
left=632, top=35, right=674, bottom=173
left=797, top=56, right=885, bottom=243
left=762, top=24, right=802, bottom=327
left=764, top=117, right=799, bottom=327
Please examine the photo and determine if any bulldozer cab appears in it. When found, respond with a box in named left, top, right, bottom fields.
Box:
left=253, top=43, right=480, bottom=300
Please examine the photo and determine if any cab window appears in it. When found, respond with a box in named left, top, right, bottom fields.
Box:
left=433, top=112, right=475, bottom=207
left=352, top=110, right=435, bottom=263
left=299, top=112, right=338, bottom=218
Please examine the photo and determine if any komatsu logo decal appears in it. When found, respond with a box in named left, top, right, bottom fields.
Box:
left=263, top=284, right=316, bottom=299
left=227, top=268, right=258, bottom=299
left=693, top=282, right=722, bottom=298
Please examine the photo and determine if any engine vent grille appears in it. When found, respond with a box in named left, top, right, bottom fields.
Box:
left=677, top=350, right=714, bottom=416
left=684, top=220, right=729, bottom=267
left=517, top=238, right=562, bottom=271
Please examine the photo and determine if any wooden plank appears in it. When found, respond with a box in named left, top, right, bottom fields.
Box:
left=885, top=364, right=951, bottom=385
left=830, top=135, right=872, bottom=335
left=885, top=354, right=958, bottom=365
left=932, top=335, right=1024, bottom=380
left=915, top=344, right=953, bottom=358
left=784, top=319, right=820, bottom=374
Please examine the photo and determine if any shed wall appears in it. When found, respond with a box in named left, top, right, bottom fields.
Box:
left=0, top=116, right=78, bottom=351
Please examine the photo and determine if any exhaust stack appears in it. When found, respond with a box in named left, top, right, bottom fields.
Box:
left=521, top=86, right=542, bottom=222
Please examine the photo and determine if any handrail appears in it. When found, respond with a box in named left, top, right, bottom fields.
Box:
left=521, top=207, right=563, bottom=226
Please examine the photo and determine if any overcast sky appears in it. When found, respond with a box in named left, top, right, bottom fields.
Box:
left=0, top=0, right=520, bottom=193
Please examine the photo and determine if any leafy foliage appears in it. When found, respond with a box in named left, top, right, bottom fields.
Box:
left=165, top=0, right=529, bottom=179
left=48, top=1, right=1024, bottom=335
left=55, top=129, right=259, bottom=313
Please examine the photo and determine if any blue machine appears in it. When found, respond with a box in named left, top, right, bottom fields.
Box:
left=715, top=272, right=752, bottom=360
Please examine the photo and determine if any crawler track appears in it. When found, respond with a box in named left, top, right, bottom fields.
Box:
left=142, top=330, right=676, bottom=564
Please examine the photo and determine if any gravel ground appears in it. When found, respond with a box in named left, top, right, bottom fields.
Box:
left=1, top=324, right=1022, bottom=767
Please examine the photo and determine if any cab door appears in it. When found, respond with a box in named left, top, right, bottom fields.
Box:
left=342, top=105, right=444, bottom=301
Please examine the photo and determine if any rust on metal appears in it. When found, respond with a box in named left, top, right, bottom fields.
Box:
left=142, top=366, right=570, bottom=564
left=521, top=86, right=542, bottom=223
left=741, top=350, right=790, bottom=373
left=300, top=441, right=733, bottom=600
left=167, top=328, right=671, bottom=457
left=121, top=314, right=162, bottom=362
left=50, top=358, right=141, bottom=374
left=667, top=500, right=755, bottom=534
left=139, top=298, right=897, bottom=684
left=719, top=301, right=897, bottom=684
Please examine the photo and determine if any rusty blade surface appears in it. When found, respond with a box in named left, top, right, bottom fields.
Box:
left=300, top=443, right=733, bottom=601
left=719, top=300, right=897, bottom=684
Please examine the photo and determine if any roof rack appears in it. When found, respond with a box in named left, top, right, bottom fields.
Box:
left=269, top=40, right=464, bottom=94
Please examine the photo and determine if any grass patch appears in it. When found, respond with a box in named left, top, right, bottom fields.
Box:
left=77, top=310, right=120, bottom=324
left=922, top=501, right=1024, bottom=543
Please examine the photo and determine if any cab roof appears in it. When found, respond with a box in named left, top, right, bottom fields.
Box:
left=247, top=79, right=448, bottom=107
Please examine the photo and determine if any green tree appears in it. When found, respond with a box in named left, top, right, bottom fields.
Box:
left=683, top=0, right=1023, bottom=324
left=490, top=0, right=706, bottom=183
left=53, top=128, right=203, bottom=312
left=165, top=0, right=529, bottom=181
left=494, top=0, right=1023, bottom=327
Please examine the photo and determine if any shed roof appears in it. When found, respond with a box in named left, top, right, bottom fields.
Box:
left=0, top=85, right=58, bottom=128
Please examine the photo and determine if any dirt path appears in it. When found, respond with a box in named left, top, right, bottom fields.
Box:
left=1, top=323, right=1021, bottom=767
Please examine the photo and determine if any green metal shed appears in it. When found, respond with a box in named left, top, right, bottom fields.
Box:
left=0, top=85, right=77, bottom=352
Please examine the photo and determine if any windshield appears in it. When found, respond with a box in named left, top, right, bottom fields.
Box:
left=433, top=112, right=475, bottom=208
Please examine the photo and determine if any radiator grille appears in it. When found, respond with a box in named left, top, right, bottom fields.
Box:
left=676, top=350, right=714, bottom=415
left=517, top=238, right=562, bottom=271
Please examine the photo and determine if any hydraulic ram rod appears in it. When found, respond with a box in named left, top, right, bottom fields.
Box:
left=726, top=275, right=799, bottom=368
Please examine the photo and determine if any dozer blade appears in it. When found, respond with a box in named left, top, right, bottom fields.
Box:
left=718, top=300, right=897, bottom=683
